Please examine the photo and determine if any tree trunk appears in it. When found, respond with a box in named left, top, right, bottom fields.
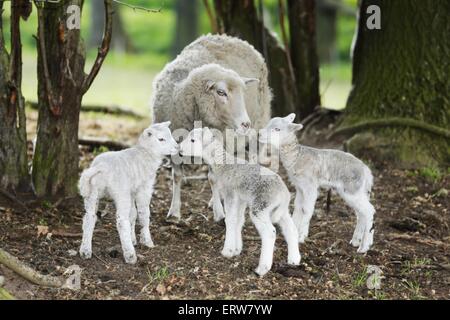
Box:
left=287, top=0, right=321, bottom=118
left=343, top=0, right=450, bottom=167
left=89, top=2, right=132, bottom=53
left=32, top=0, right=112, bottom=198
left=0, top=0, right=30, bottom=192
left=213, top=0, right=297, bottom=117
left=316, top=0, right=338, bottom=63
left=172, top=0, right=199, bottom=57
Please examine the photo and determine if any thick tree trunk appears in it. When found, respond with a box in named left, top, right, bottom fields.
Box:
left=32, top=0, right=86, bottom=197
left=213, top=0, right=297, bottom=117
left=287, top=0, right=321, bottom=119
left=0, top=1, right=30, bottom=191
left=172, top=0, right=199, bottom=57
left=316, top=0, right=338, bottom=63
left=343, top=0, right=450, bottom=167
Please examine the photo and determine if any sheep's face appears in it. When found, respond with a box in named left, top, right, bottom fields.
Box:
left=140, top=121, right=179, bottom=156
left=179, top=127, right=216, bottom=159
left=205, top=77, right=258, bottom=135
left=259, top=114, right=303, bottom=147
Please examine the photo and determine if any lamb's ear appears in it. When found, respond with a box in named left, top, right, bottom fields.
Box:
left=242, top=77, right=259, bottom=86
left=284, top=113, right=296, bottom=123
left=288, top=123, right=303, bottom=132
left=160, top=121, right=171, bottom=127
left=205, top=80, right=215, bottom=92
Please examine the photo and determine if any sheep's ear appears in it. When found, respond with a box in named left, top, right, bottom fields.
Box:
left=289, top=123, right=303, bottom=132
left=242, top=77, right=259, bottom=86
left=205, top=80, right=215, bottom=92
left=284, top=113, right=296, bottom=123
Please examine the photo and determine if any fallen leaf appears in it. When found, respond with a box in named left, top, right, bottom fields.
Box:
left=37, top=225, right=49, bottom=237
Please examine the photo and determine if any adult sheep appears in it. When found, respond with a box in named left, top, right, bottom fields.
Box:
left=151, top=34, right=272, bottom=219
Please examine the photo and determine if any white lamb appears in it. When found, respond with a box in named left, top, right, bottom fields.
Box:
left=179, top=128, right=300, bottom=276
left=151, top=34, right=272, bottom=220
left=78, top=122, right=179, bottom=264
left=259, top=114, right=375, bottom=253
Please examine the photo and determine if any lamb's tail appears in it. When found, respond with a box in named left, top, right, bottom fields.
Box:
left=363, top=166, right=374, bottom=196
left=78, top=167, right=102, bottom=198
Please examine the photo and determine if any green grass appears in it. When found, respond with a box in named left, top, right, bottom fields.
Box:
left=146, top=266, right=170, bottom=285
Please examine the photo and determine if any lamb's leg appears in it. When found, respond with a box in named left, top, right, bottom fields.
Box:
left=292, top=189, right=304, bottom=233
left=251, top=211, right=276, bottom=277
left=115, top=196, right=137, bottom=264
left=129, top=201, right=138, bottom=246
left=221, top=194, right=238, bottom=258
left=234, top=200, right=246, bottom=255
left=167, top=164, right=183, bottom=219
left=136, top=189, right=154, bottom=248
left=296, top=185, right=318, bottom=243
left=276, top=208, right=301, bottom=266
left=339, top=191, right=375, bottom=252
left=208, top=170, right=225, bottom=222
left=79, top=192, right=99, bottom=259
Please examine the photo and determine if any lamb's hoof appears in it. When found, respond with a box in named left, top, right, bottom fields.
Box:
left=123, top=252, right=137, bottom=264
left=254, top=265, right=271, bottom=277
left=357, top=242, right=371, bottom=254
left=298, top=234, right=307, bottom=244
left=166, top=208, right=181, bottom=220
left=140, top=239, right=155, bottom=249
left=208, top=198, right=214, bottom=208
left=288, top=254, right=301, bottom=266
left=132, top=239, right=137, bottom=246
left=350, top=237, right=362, bottom=248
left=79, top=248, right=92, bottom=259
left=221, top=247, right=236, bottom=258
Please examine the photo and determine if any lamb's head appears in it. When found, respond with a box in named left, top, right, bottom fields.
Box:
left=259, top=114, right=303, bottom=147
left=190, top=64, right=259, bottom=135
left=179, top=127, right=220, bottom=160
left=139, top=121, right=179, bottom=156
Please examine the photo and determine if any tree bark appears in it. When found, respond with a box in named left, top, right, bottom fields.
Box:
left=316, top=0, right=338, bottom=63
left=343, top=0, right=450, bottom=167
left=287, top=0, right=321, bottom=118
left=0, top=0, right=31, bottom=192
left=32, top=0, right=112, bottom=198
left=172, top=0, right=199, bottom=57
left=213, top=0, right=297, bottom=117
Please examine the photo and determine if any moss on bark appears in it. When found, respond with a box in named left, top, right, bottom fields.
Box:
left=342, top=0, right=450, bottom=167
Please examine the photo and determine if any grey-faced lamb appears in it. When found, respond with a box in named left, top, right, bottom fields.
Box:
left=79, top=122, right=179, bottom=264
left=179, top=127, right=300, bottom=276
left=259, top=114, right=375, bottom=253
left=151, top=34, right=272, bottom=221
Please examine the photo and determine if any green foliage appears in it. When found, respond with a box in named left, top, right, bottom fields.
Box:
left=93, top=146, right=110, bottom=156
left=418, top=167, right=442, bottom=183
left=146, top=266, right=170, bottom=284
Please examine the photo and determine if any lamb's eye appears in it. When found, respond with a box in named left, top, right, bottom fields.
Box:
left=216, top=90, right=227, bottom=97
left=158, top=138, right=165, bottom=142
left=191, top=139, right=195, bottom=143
left=147, top=132, right=152, bottom=137
left=274, top=128, right=280, bottom=132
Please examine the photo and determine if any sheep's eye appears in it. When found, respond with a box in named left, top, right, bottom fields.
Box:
left=216, top=90, right=227, bottom=97
left=158, top=138, right=165, bottom=142
left=191, top=139, right=195, bottom=143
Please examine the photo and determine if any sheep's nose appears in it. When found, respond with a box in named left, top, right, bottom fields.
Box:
left=241, top=122, right=251, bottom=129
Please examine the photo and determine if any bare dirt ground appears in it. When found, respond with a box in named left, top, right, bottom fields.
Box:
left=0, top=110, right=449, bottom=300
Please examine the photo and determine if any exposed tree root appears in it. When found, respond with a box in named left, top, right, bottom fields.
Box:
left=328, top=117, right=450, bottom=139
left=0, top=248, right=63, bottom=287
left=0, top=189, right=29, bottom=213
left=28, top=101, right=146, bottom=119
left=0, top=287, right=15, bottom=300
